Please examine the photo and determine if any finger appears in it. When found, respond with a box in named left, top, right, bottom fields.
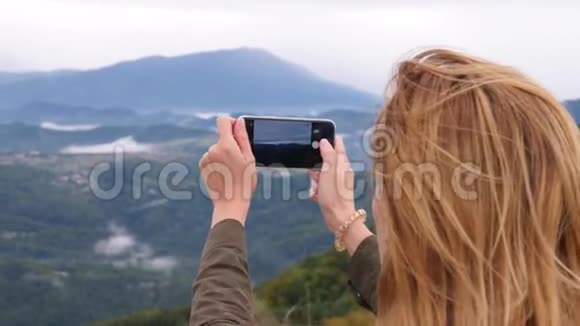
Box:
left=319, top=138, right=336, bottom=169
left=216, top=116, right=235, bottom=140
left=309, top=173, right=319, bottom=192
left=330, top=136, right=353, bottom=196
left=233, top=117, right=254, bottom=161
left=309, top=189, right=319, bottom=202
left=198, top=152, right=209, bottom=169
left=308, top=169, right=320, bottom=202
left=334, top=135, right=346, bottom=154
left=207, top=144, right=218, bottom=159
left=337, top=150, right=352, bottom=174
left=198, top=153, right=212, bottom=184
left=309, top=170, right=320, bottom=183
left=333, top=135, right=352, bottom=170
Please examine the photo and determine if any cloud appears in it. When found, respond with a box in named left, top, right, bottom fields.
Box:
left=94, top=223, right=179, bottom=273
left=193, top=112, right=229, bottom=120
left=132, top=199, right=170, bottom=212
left=23, top=270, right=69, bottom=288
left=94, top=224, right=136, bottom=256
left=41, top=121, right=99, bottom=132
left=0, top=52, right=29, bottom=71
left=61, top=136, right=153, bottom=154
left=45, top=0, right=580, bottom=10
left=142, top=256, right=179, bottom=272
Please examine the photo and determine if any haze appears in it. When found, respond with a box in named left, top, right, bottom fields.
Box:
left=1, top=0, right=579, bottom=99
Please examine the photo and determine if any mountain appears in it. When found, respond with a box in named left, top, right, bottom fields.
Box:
left=1, top=101, right=235, bottom=130
left=3, top=102, right=138, bottom=124
left=0, top=70, right=76, bottom=85
left=0, top=48, right=378, bottom=112
left=564, top=99, right=580, bottom=122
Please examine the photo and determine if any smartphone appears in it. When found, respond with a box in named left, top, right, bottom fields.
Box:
left=241, top=115, right=335, bottom=169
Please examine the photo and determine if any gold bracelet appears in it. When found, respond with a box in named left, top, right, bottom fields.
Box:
left=334, top=209, right=367, bottom=252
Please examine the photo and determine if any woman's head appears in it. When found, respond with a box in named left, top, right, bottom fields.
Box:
left=372, top=49, right=580, bottom=326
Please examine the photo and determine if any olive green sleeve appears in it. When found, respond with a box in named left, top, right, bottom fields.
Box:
left=347, top=235, right=380, bottom=314
left=189, top=219, right=255, bottom=326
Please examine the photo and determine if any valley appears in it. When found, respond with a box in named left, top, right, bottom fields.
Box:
left=0, top=47, right=578, bottom=325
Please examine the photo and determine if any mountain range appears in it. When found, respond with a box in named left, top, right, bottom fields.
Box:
left=0, top=48, right=578, bottom=122
left=0, top=48, right=378, bottom=112
left=565, top=99, right=580, bottom=122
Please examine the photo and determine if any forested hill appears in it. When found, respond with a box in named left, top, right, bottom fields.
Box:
left=92, top=248, right=375, bottom=326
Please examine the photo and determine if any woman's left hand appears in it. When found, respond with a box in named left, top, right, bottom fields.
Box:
left=199, top=116, right=257, bottom=227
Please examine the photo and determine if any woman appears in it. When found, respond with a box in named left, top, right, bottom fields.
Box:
left=190, top=49, right=580, bottom=326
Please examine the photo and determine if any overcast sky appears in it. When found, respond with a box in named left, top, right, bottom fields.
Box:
left=0, top=0, right=579, bottom=99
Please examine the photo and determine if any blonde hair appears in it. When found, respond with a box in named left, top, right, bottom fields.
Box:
left=373, top=49, right=580, bottom=326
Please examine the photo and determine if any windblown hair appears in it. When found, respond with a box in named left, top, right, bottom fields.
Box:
left=373, top=49, right=580, bottom=326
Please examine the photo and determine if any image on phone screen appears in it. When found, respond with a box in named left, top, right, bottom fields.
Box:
left=253, top=119, right=312, bottom=167
left=244, top=116, right=334, bottom=168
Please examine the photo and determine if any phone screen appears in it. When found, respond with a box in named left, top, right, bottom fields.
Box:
left=244, top=116, right=335, bottom=168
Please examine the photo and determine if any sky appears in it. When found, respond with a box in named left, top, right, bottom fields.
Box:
left=0, top=0, right=579, bottom=99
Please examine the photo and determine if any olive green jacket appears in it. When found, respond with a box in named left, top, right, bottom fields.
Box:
left=190, top=219, right=380, bottom=326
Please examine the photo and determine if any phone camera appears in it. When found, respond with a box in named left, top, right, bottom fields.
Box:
left=311, top=140, right=320, bottom=149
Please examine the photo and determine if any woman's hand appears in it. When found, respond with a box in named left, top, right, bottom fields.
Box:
left=310, top=136, right=356, bottom=232
left=310, top=136, right=372, bottom=254
left=199, top=116, right=257, bottom=227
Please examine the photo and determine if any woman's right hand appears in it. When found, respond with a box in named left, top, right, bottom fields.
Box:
left=309, top=136, right=357, bottom=233
left=310, top=136, right=373, bottom=254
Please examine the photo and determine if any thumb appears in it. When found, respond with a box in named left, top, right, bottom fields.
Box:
left=319, top=138, right=336, bottom=170
left=234, top=117, right=254, bottom=161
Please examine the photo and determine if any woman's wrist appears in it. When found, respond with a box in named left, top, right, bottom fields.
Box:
left=342, top=219, right=373, bottom=256
left=329, top=207, right=373, bottom=255
left=327, top=203, right=357, bottom=234
left=211, top=201, right=250, bottom=228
